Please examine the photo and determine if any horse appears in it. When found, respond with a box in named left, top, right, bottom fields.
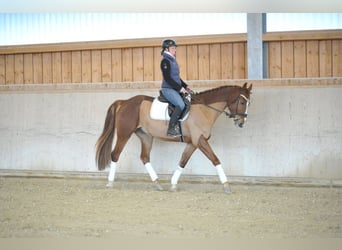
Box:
left=95, top=82, right=252, bottom=193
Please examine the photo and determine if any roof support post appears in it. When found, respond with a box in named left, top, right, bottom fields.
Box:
left=247, top=13, right=267, bottom=79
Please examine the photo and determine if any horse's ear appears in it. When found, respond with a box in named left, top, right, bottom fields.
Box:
left=248, top=84, right=253, bottom=92
left=242, top=82, right=247, bottom=88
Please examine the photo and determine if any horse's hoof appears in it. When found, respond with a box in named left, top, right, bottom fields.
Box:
left=223, top=183, right=232, bottom=194
left=169, top=184, right=178, bottom=192
left=153, top=181, right=164, bottom=191
left=106, top=181, right=114, bottom=188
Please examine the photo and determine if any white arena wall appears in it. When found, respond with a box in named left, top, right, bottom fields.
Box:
left=0, top=79, right=341, bottom=184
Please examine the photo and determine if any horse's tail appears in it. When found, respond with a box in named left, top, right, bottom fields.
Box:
left=95, top=100, right=122, bottom=171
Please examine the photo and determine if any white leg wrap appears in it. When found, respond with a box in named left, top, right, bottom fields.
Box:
left=108, top=162, right=117, bottom=182
left=145, top=163, right=158, bottom=182
left=171, top=166, right=184, bottom=185
left=216, top=164, right=228, bottom=184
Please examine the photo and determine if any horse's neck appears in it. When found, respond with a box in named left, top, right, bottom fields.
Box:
left=197, top=86, right=238, bottom=104
left=195, top=86, right=238, bottom=123
left=199, top=101, right=227, bottom=125
left=210, top=102, right=227, bottom=123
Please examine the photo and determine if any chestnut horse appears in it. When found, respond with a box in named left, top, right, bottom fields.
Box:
left=95, top=83, right=252, bottom=193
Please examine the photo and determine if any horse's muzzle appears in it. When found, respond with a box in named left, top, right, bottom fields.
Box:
left=234, top=118, right=245, bottom=128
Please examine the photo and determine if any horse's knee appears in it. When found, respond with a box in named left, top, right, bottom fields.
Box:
left=198, top=135, right=220, bottom=165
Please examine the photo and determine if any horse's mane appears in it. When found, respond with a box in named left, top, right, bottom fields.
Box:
left=191, top=85, right=247, bottom=105
left=194, top=85, right=237, bottom=96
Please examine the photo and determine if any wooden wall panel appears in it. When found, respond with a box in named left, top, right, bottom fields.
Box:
left=268, top=38, right=341, bottom=78
left=91, top=50, right=102, bottom=83
left=52, top=52, right=62, bottom=83
left=198, top=44, right=210, bottom=80
left=81, top=50, right=92, bottom=83
left=42, top=53, right=52, bottom=83
left=101, top=50, right=112, bottom=82
left=14, top=54, right=24, bottom=84
left=122, top=48, right=133, bottom=82
left=0, top=31, right=340, bottom=84
left=24, top=53, right=33, bottom=84
left=153, top=47, right=162, bottom=82
left=71, top=51, right=82, bottom=83
left=221, top=43, right=233, bottom=79
left=143, top=47, right=154, bottom=81
left=112, top=49, right=122, bottom=82
left=5, top=55, right=14, bottom=84
left=186, top=45, right=198, bottom=80
left=176, top=45, right=187, bottom=80
left=132, top=48, right=144, bottom=81
left=233, top=42, right=246, bottom=79
left=281, top=41, right=294, bottom=78
left=210, top=44, right=221, bottom=80
left=28, top=54, right=37, bottom=84
left=268, top=42, right=281, bottom=78
left=62, top=52, right=72, bottom=83
left=306, top=41, right=319, bottom=77
left=0, top=55, right=5, bottom=84
left=294, top=41, right=307, bottom=77
left=319, top=40, right=332, bottom=77
left=332, top=40, right=342, bottom=77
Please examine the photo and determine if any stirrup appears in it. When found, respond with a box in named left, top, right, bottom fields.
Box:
left=167, top=126, right=181, bottom=137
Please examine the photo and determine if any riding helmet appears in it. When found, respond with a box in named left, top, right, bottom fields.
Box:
left=162, top=39, right=177, bottom=49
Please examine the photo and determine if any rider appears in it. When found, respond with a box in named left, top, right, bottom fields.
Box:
left=160, top=39, right=190, bottom=137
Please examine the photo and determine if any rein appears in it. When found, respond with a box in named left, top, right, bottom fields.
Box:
left=189, top=93, right=249, bottom=118
left=190, top=94, right=233, bottom=117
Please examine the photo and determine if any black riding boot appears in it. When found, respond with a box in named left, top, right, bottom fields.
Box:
left=167, top=106, right=182, bottom=137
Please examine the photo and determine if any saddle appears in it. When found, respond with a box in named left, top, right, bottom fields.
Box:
left=150, top=91, right=191, bottom=121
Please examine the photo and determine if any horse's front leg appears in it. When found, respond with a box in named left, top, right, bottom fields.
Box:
left=197, top=135, right=232, bottom=194
left=170, top=143, right=197, bottom=192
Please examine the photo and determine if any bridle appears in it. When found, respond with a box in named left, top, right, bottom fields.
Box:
left=190, top=93, right=250, bottom=119
left=229, top=94, right=250, bottom=119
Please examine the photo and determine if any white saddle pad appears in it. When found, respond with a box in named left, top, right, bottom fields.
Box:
left=150, top=98, right=189, bottom=121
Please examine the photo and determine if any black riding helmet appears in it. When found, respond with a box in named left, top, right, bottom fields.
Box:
left=162, top=39, right=177, bottom=49
left=161, top=39, right=177, bottom=55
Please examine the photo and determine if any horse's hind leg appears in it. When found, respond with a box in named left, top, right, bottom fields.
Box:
left=107, top=162, right=117, bottom=188
left=135, top=128, right=163, bottom=191
left=170, top=143, right=197, bottom=192
left=106, top=134, right=132, bottom=188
